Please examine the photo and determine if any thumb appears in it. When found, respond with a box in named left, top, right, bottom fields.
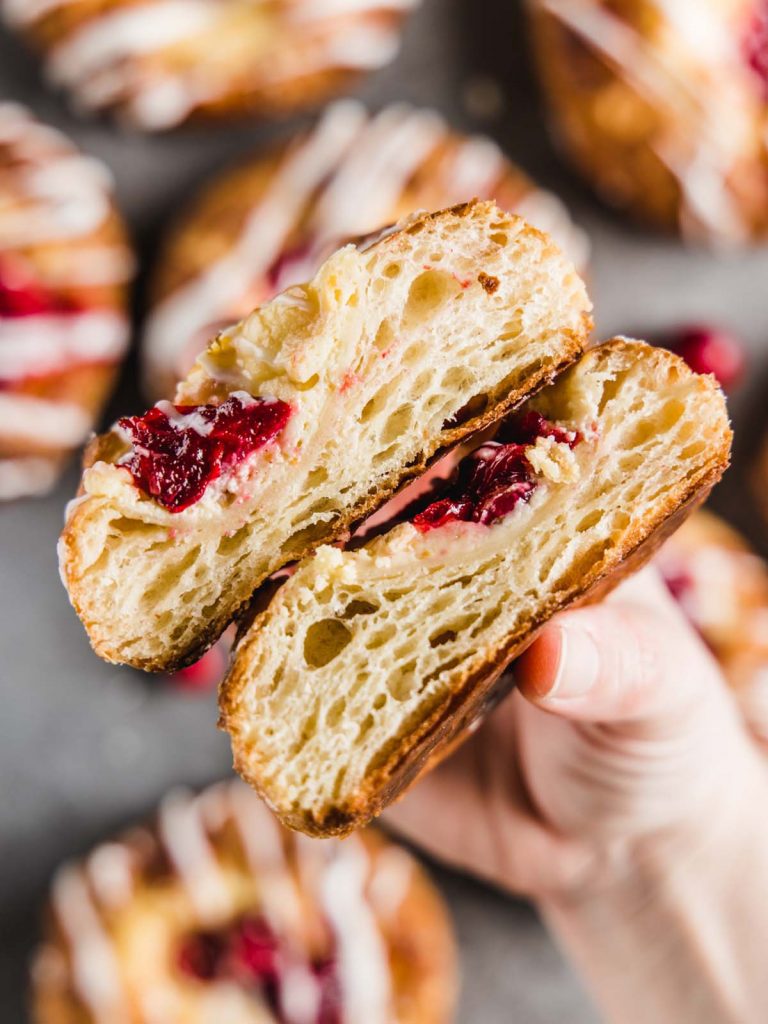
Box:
left=515, top=568, right=725, bottom=726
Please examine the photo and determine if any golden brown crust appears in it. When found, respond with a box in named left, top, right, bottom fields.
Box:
left=528, top=0, right=768, bottom=241
left=220, top=339, right=732, bottom=836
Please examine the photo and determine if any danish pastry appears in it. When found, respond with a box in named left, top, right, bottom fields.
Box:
left=3, top=0, right=418, bottom=131
left=58, top=200, right=592, bottom=671
left=0, top=103, right=132, bottom=500
left=220, top=338, right=731, bottom=836
left=143, top=100, right=589, bottom=399
left=528, top=0, right=768, bottom=242
left=31, top=780, right=456, bottom=1024
left=657, top=509, right=768, bottom=693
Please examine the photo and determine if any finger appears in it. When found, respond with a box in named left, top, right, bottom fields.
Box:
left=384, top=697, right=598, bottom=896
left=515, top=567, right=727, bottom=725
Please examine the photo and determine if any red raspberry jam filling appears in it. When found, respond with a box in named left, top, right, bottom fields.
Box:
left=117, top=392, right=291, bottom=513
left=177, top=915, right=341, bottom=1024
left=412, top=411, right=580, bottom=532
left=744, top=3, right=768, bottom=94
left=0, top=256, right=78, bottom=318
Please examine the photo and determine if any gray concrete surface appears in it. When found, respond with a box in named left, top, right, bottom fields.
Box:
left=2, top=0, right=768, bottom=1020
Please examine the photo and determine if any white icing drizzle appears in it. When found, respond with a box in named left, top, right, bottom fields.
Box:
left=86, top=843, right=135, bottom=910
left=0, top=455, right=59, bottom=499
left=10, top=0, right=414, bottom=128
left=445, top=135, right=505, bottom=198
left=367, top=847, right=414, bottom=918
left=308, top=104, right=445, bottom=240
left=154, top=399, right=215, bottom=437
left=512, top=187, right=591, bottom=272
left=538, top=0, right=753, bottom=240
left=46, top=1, right=220, bottom=93
left=157, top=788, right=234, bottom=922
left=321, top=838, right=392, bottom=1024
left=0, top=310, right=128, bottom=380
left=225, top=783, right=322, bottom=1024
left=1, top=0, right=68, bottom=26
left=52, top=246, right=135, bottom=287
left=51, top=864, right=128, bottom=1024
left=0, top=103, right=119, bottom=248
left=289, top=0, right=419, bottom=20
left=0, top=393, right=92, bottom=446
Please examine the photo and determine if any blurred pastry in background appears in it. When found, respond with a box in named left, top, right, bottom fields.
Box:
left=0, top=103, right=133, bottom=501
left=657, top=509, right=768, bottom=738
left=527, top=0, right=768, bottom=243
left=2, top=0, right=420, bottom=132
left=142, top=98, right=589, bottom=399
left=31, top=780, right=456, bottom=1024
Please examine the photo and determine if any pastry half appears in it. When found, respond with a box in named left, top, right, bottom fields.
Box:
left=220, top=339, right=732, bottom=837
left=31, top=780, right=456, bottom=1024
left=143, top=99, right=589, bottom=399
left=4, top=0, right=418, bottom=131
left=0, top=102, right=133, bottom=500
left=59, top=200, right=591, bottom=671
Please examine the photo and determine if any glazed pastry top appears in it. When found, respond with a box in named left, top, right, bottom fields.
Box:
left=32, top=782, right=419, bottom=1024
left=2, top=0, right=420, bottom=130
left=534, top=0, right=768, bottom=239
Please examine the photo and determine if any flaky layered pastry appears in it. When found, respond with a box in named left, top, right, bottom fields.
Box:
left=59, top=201, right=591, bottom=671
left=220, top=339, right=732, bottom=836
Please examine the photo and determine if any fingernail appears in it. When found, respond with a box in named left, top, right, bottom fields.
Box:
left=544, top=624, right=601, bottom=701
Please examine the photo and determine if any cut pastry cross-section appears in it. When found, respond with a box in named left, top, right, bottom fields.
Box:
left=220, top=339, right=732, bottom=837
left=59, top=200, right=592, bottom=671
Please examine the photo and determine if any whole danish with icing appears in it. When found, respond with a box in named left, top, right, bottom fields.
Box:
left=527, top=0, right=768, bottom=242
left=31, top=780, right=456, bottom=1024
left=2, top=0, right=420, bottom=132
left=0, top=103, right=133, bottom=501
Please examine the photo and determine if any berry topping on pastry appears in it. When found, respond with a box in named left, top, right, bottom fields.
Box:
left=177, top=914, right=342, bottom=1021
left=413, top=412, right=581, bottom=531
left=30, top=782, right=457, bottom=1024
left=0, top=256, right=79, bottom=319
left=0, top=103, right=132, bottom=501
left=744, top=2, right=768, bottom=93
left=118, top=393, right=291, bottom=512
left=143, top=100, right=588, bottom=400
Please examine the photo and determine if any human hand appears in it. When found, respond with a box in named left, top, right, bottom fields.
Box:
left=386, top=566, right=768, bottom=1023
